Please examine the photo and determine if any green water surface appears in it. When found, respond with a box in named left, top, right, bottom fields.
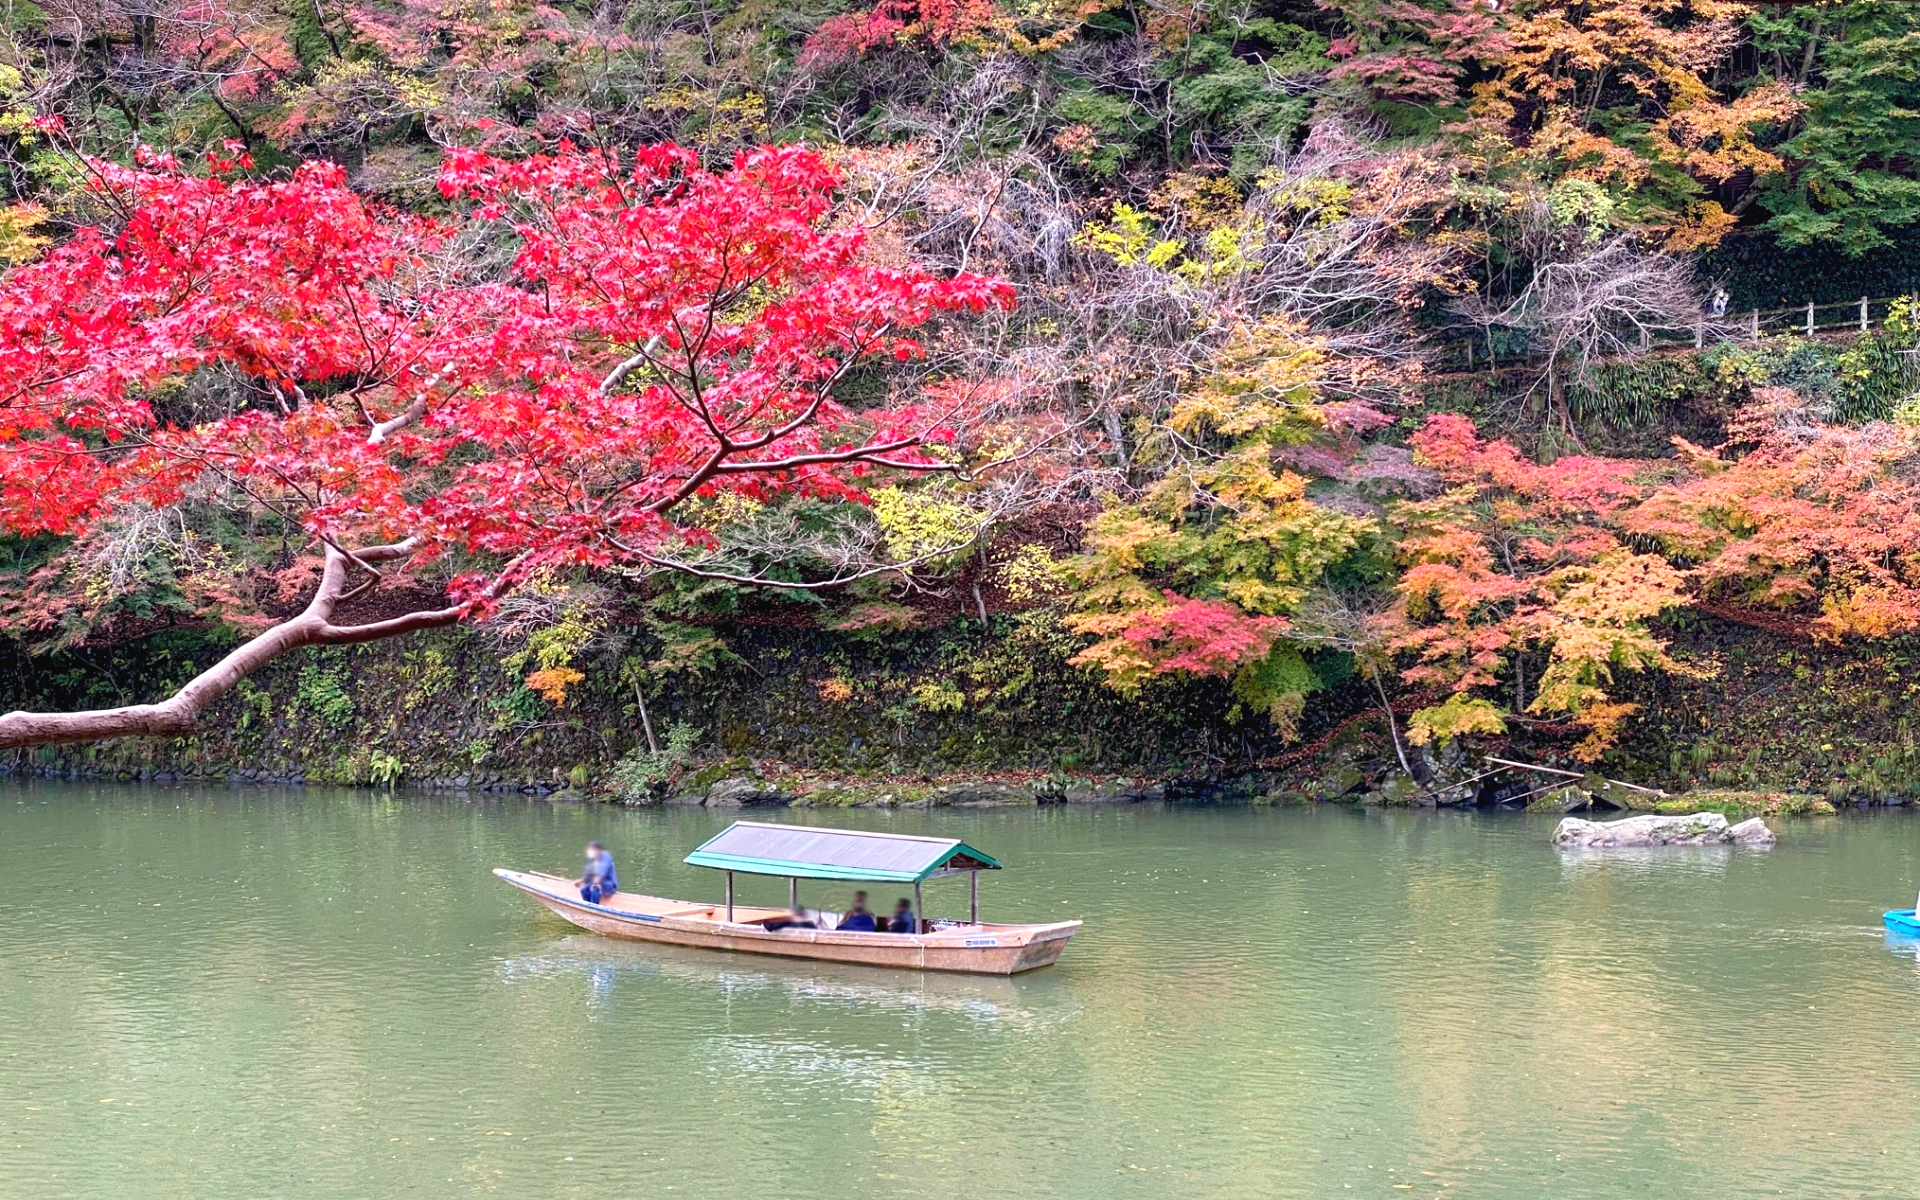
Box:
left=3, top=784, right=1918, bottom=1199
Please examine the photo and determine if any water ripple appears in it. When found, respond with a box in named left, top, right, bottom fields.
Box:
left=3, top=786, right=1919, bottom=1198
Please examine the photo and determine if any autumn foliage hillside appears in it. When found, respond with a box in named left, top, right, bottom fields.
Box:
left=0, top=0, right=1918, bottom=791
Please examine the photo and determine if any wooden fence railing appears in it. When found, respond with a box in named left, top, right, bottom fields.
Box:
left=1434, top=293, right=1913, bottom=373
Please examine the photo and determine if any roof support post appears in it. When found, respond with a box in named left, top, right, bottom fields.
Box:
left=914, top=881, right=925, bottom=936
left=970, top=870, right=979, bottom=925
left=789, top=876, right=798, bottom=912
left=726, top=871, right=734, bottom=923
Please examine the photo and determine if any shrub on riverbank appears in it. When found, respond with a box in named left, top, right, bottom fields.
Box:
left=1644, top=791, right=1833, bottom=817
left=3, top=609, right=1917, bottom=810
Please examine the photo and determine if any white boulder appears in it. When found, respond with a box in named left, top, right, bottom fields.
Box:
left=1725, top=817, right=1778, bottom=846
left=1553, top=812, right=1775, bottom=849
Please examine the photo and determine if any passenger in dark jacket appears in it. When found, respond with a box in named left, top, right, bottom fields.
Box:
left=765, top=907, right=817, bottom=932
left=887, top=898, right=916, bottom=934
left=837, top=890, right=877, bottom=932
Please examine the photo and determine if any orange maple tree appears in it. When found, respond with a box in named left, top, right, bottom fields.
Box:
left=1391, top=414, right=1693, bottom=760
left=1628, top=389, right=1920, bottom=641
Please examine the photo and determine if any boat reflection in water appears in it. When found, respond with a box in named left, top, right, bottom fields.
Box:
left=1885, top=904, right=1920, bottom=978
left=498, top=934, right=1077, bottom=1028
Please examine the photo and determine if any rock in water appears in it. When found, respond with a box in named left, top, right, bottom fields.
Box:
left=1552, top=813, right=1726, bottom=847
left=1552, top=812, right=1776, bottom=848
left=704, top=778, right=790, bottom=807
left=1725, top=817, right=1778, bottom=846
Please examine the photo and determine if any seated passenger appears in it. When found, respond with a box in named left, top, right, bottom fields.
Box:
left=578, top=841, right=618, bottom=904
left=764, top=906, right=817, bottom=932
left=887, top=898, right=916, bottom=934
left=837, top=891, right=877, bottom=932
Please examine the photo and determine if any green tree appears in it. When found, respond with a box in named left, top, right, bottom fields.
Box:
left=1764, top=4, right=1920, bottom=255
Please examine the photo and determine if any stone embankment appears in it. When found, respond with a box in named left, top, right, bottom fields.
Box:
left=648, top=776, right=1170, bottom=808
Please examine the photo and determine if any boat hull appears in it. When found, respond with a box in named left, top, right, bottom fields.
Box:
left=1886, top=909, right=1920, bottom=937
left=495, top=869, right=1080, bottom=975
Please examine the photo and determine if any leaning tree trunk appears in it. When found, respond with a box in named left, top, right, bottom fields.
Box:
left=0, top=540, right=491, bottom=749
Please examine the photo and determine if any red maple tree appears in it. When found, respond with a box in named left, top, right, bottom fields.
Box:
left=0, top=142, right=1012, bottom=746
left=800, top=0, right=1005, bottom=65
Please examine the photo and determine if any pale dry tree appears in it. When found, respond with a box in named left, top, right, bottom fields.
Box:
left=36, top=0, right=298, bottom=148
left=834, top=109, right=1458, bottom=503
left=1038, top=118, right=1458, bottom=484
left=1454, top=200, right=1736, bottom=439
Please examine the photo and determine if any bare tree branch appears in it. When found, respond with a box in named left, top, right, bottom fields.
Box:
left=0, top=540, right=520, bottom=749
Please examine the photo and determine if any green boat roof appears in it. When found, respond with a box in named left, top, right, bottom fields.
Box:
left=684, top=821, right=1004, bottom=883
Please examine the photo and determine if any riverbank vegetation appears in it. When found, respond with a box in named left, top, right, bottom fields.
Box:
left=1, top=0, right=1919, bottom=800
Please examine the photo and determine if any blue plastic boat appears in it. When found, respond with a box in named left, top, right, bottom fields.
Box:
left=1884, top=909, right=1920, bottom=937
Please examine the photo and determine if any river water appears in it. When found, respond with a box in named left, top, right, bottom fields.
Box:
left=3, top=784, right=1919, bottom=1199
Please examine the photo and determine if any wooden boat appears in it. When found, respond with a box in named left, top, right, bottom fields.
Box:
left=1885, top=909, right=1920, bottom=937
left=495, top=822, right=1082, bottom=975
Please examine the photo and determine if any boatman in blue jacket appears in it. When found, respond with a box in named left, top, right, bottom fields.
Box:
left=579, top=841, right=618, bottom=904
